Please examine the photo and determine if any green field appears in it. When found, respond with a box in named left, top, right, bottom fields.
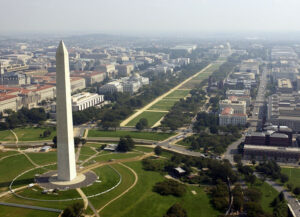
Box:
left=181, top=63, right=221, bottom=89
left=88, top=163, right=136, bottom=212
left=82, top=165, right=120, bottom=197
left=251, top=179, right=279, bottom=214
left=0, top=206, right=59, bottom=217
left=26, top=152, right=57, bottom=166
left=88, top=130, right=174, bottom=141
left=0, top=150, right=19, bottom=159
left=100, top=161, right=220, bottom=217
left=0, top=130, right=15, bottom=142
left=134, top=146, right=154, bottom=153
left=165, top=89, right=190, bottom=99
left=0, top=154, right=34, bottom=192
left=85, top=152, right=142, bottom=166
left=149, top=99, right=178, bottom=111
left=126, top=111, right=167, bottom=127
left=281, top=167, right=300, bottom=188
left=194, top=71, right=213, bottom=80
left=80, top=146, right=97, bottom=156
left=13, top=127, right=56, bottom=141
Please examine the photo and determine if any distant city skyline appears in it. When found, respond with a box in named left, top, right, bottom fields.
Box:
left=1, top=0, right=300, bottom=35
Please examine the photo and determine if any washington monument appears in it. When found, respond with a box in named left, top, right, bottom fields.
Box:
left=56, top=41, right=77, bottom=181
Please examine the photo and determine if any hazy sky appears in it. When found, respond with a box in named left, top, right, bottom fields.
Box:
left=1, top=0, right=300, bottom=34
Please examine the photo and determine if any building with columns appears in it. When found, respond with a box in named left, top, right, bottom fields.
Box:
left=71, top=92, right=104, bottom=111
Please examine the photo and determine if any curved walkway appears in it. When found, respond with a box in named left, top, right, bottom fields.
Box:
left=94, top=162, right=139, bottom=217
left=9, top=129, right=39, bottom=167
left=120, top=64, right=212, bottom=126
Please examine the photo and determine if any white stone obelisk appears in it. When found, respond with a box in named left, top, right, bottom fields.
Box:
left=56, top=41, right=77, bottom=181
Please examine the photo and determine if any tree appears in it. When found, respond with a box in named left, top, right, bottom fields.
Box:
left=153, top=180, right=186, bottom=197
left=154, top=145, right=162, bottom=155
left=293, top=187, right=300, bottom=195
left=280, top=174, right=289, bottom=183
left=287, top=183, right=294, bottom=192
left=233, top=154, right=242, bottom=164
left=164, top=203, right=188, bottom=217
left=52, top=136, right=57, bottom=147
left=62, top=201, right=84, bottom=217
left=232, top=184, right=244, bottom=212
left=81, top=138, right=87, bottom=145
left=43, top=129, right=51, bottom=138
left=245, top=174, right=256, bottom=185
left=135, top=118, right=148, bottom=130
left=117, top=136, right=135, bottom=152
left=244, top=187, right=262, bottom=203
left=74, top=137, right=81, bottom=147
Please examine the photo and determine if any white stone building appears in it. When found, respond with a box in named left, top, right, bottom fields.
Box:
left=0, top=95, right=21, bottom=113
left=99, top=73, right=149, bottom=94
left=219, top=107, right=247, bottom=126
left=71, top=92, right=104, bottom=111
left=219, top=99, right=246, bottom=114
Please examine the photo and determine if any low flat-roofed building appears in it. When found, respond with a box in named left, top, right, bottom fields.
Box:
left=116, top=64, right=134, bottom=77
left=219, top=99, right=246, bottom=114
left=244, top=144, right=300, bottom=163
left=99, top=81, right=123, bottom=94
left=71, top=92, right=104, bottom=111
left=226, top=89, right=250, bottom=97
left=70, top=77, right=86, bottom=92
left=219, top=107, right=247, bottom=126
left=104, top=144, right=118, bottom=152
left=0, top=94, right=21, bottom=113
left=267, top=93, right=300, bottom=132
left=95, top=64, right=116, bottom=78
left=278, top=78, right=293, bottom=93
left=71, top=71, right=106, bottom=86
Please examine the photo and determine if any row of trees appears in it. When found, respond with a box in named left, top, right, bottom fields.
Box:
left=161, top=87, right=207, bottom=131
left=1, top=107, right=47, bottom=129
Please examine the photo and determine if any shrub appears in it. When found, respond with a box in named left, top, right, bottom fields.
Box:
left=153, top=179, right=186, bottom=197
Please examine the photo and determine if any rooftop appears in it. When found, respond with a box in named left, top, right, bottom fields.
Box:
left=244, top=144, right=300, bottom=153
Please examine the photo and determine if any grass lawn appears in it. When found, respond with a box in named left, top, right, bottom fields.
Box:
left=0, top=130, right=15, bottom=142
left=0, top=154, right=34, bottom=192
left=165, top=89, right=190, bottom=99
left=86, top=152, right=142, bottom=165
left=194, top=71, right=213, bottom=80
left=87, top=163, right=136, bottom=212
left=82, top=165, right=120, bottom=197
left=181, top=63, right=221, bottom=89
left=134, top=146, right=154, bottom=153
left=13, top=127, right=56, bottom=141
left=0, top=206, right=59, bottom=217
left=80, top=146, right=97, bottom=156
left=281, top=167, right=300, bottom=188
left=88, top=130, right=174, bottom=141
left=0, top=150, right=19, bottom=159
left=4, top=189, right=78, bottom=210
left=126, top=111, right=167, bottom=127
left=149, top=99, right=178, bottom=111
left=251, top=179, right=278, bottom=214
left=26, top=152, right=57, bottom=166
left=100, top=161, right=220, bottom=217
